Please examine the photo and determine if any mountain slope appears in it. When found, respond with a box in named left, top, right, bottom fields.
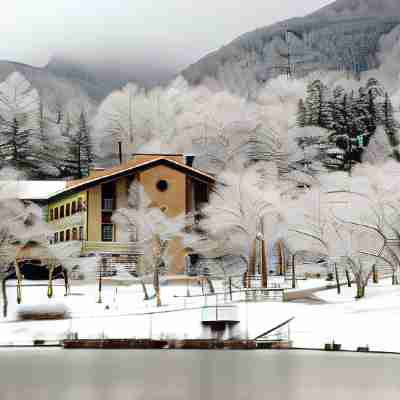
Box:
left=0, top=60, right=92, bottom=107
left=311, top=0, right=400, bottom=18
left=182, top=1, right=400, bottom=96
left=0, top=56, right=177, bottom=107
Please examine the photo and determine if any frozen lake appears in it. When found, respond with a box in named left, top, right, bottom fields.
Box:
left=0, top=348, right=398, bottom=400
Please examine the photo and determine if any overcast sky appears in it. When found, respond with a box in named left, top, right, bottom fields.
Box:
left=1, top=0, right=334, bottom=69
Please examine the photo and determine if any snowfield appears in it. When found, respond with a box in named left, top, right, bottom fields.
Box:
left=1, top=277, right=400, bottom=352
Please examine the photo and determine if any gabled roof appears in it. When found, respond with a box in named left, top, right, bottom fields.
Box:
left=48, top=157, right=215, bottom=201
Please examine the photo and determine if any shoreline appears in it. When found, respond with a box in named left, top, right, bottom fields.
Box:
left=0, top=341, right=399, bottom=356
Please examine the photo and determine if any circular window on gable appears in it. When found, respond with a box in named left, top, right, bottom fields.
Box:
left=156, top=180, right=168, bottom=192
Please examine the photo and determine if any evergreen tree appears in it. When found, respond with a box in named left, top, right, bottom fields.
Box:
left=296, top=99, right=307, bottom=127
left=65, top=111, right=93, bottom=179
left=304, top=80, right=332, bottom=128
left=382, top=92, right=400, bottom=161
left=331, top=86, right=346, bottom=134
left=0, top=72, right=41, bottom=176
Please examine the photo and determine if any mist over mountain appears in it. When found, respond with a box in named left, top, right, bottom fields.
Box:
left=182, top=0, right=400, bottom=96
left=45, top=56, right=177, bottom=100
left=0, top=55, right=177, bottom=106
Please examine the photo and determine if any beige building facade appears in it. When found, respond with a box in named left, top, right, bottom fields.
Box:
left=46, top=154, right=215, bottom=274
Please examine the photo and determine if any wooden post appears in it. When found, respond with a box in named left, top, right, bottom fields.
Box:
left=97, top=258, right=103, bottom=304
left=16, top=264, right=22, bottom=304
left=278, top=241, right=285, bottom=276
left=247, top=239, right=257, bottom=288
left=335, top=263, right=341, bottom=294
left=229, top=277, right=232, bottom=301
left=291, top=254, right=296, bottom=289
left=260, top=239, right=268, bottom=288
left=345, top=269, right=352, bottom=287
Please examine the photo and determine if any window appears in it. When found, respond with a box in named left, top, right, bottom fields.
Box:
left=50, top=209, right=54, bottom=221
left=77, top=198, right=83, bottom=212
left=156, top=180, right=168, bottom=192
left=102, top=224, right=113, bottom=242
left=54, top=207, right=59, bottom=220
left=102, top=212, right=112, bottom=223
left=72, top=227, right=78, bottom=240
left=71, top=201, right=77, bottom=215
left=66, top=229, right=70, bottom=241
left=54, top=232, right=58, bottom=243
left=66, top=203, right=71, bottom=217
left=79, top=226, right=84, bottom=241
left=60, top=231, right=65, bottom=242
left=60, top=205, right=65, bottom=219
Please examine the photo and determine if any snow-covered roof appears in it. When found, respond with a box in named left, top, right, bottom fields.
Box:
left=9, top=181, right=67, bottom=200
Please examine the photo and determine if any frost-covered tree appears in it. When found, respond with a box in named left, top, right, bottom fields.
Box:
left=64, top=111, right=93, bottom=179
left=304, top=80, right=332, bottom=128
left=113, top=182, right=185, bottom=306
left=0, top=73, right=41, bottom=176
left=382, top=92, right=400, bottom=161
left=286, top=167, right=400, bottom=298
left=185, top=165, right=286, bottom=287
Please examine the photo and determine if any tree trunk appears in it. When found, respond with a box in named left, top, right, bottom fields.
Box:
left=47, top=266, right=54, bottom=298
left=355, top=283, right=365, bottom=299
left=153, top=268, right=161, bottom=307
left=207, top=278, right=215, bottom=294
left=141, top=279, right=149, bottom=300
left=2, top=276, right=8, bottom=318
left=291, top=255, right=296, bottom=289
left=334, top=264, right=341, bottom=295
left=372, top=265, right=378, bottom=284
left=62, top=268, right=69, bottom=296
left=345, top=269, right=352, bottom=287
left=392, top=271, right=399, bottom=286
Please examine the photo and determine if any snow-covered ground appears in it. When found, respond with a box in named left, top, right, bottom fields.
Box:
left=1, top=277, right=400, bottom=353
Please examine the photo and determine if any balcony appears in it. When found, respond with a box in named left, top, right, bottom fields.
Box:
left=102, top=199, right=114, bottom=211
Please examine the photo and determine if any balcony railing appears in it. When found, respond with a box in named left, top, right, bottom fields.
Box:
left=102, top=199, right=114, bottom=211
left=81, top=241, right=144, bottom=255
left=49, top=212, right=85, bottom=229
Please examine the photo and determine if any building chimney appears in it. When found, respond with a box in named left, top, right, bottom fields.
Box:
left=89, top=167, right=106, bottom=177
left=184, top=154, right=195, bottom=167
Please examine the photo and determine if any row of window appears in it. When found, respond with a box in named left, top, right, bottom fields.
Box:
left=49, top=198, right=84, bottom=221
left=52, top=226, right=84, bottom=244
